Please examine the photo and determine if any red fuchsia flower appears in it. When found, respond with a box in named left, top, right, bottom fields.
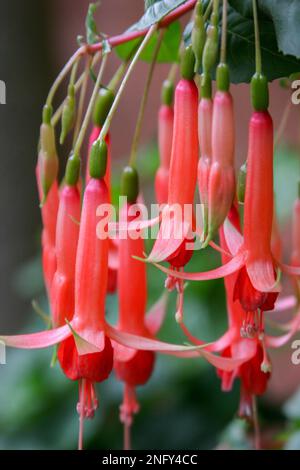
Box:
left=86, top=88, right=118, bottom=294
left=113, top=175, right=168, bottom=447
left=179, top=209, right=300, bottom=424
left=50, top=183, right=81, bottom=328
left=155, top=80, right=174, bottom=205
left=145, top=47, right=198, bottom=322
left=152, top=99, right=300, bottom=324
left=197, top=75, right=213, bottom=239
left=36, top=175, right=59, bottom=300
left=205, top=64, right=235, bottom=245
left=3, top=146, right=233, bottom=448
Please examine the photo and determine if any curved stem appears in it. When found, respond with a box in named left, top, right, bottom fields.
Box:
left=98, top=24, right=158, bottom=143
left=203, top=0, right=213, bottom=22
left=51, top=52, right=101, bottom=127
left=46, top=48, right=84, bottom=107
left=129, top=29, right=164, bottom=167
left=252, top=0, right=262, bottom=74
left=73, top=56, right=92, bottom=145
left=88, top=0, right=197, bottom=55
left=220, top=0, right=228, bottom=64
left=74, top=53, right=108, bottom=156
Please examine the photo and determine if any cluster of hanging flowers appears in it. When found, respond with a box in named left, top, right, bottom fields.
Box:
left=2, top=0, right=300, bottom=450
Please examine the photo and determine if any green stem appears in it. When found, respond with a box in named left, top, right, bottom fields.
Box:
left=220, top=0, right=227, bottom=64
left=252, top=0, right=262, bottom=74
left=212, top=0, right=219, bottom=25
left=51, top=52, right=101, bottom=127
left=168, top=62, right=178, bottom=83
left=73, top=53, right=109, bottom=156
left=46, top=49, right=83, bottom=107
left=98, top=24, right=158, bottom=144
left=73, top=56, right=91, bottom=145
left=129, top=29, right=164, bottom=167
left=203, top=0, right=213, bottom=22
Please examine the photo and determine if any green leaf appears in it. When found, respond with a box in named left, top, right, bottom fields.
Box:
left=229, top=0, right=300, bottom=58
left=184, top=4, right=300, bottom=83
left=86, top=2, right=100, bottom=45
left=116, top=21, right=181, bottom=64
left=130, top=0, right=187, bottom=31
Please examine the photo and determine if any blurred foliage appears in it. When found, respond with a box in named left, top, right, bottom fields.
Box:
left=0, top=143, right=300, bottom=450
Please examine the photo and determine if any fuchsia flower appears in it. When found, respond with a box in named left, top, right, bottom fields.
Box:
left=153, top=110, right=300, bottom=306
left=155, top=80, right=174, bottom=205
left=147, top=52, right=198, bottom=269
left=113, top=197, right=168, bottom=446
left=206, top=84, right=235, bottom=244
left=180, top=208, right=300, bottom=421
left=36, top=177, right=59, bottom=299
left=197, top=78, right=213, bottom=238
left=50, top=184, right=81, bottom=327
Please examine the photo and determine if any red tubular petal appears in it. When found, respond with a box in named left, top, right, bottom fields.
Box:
left=167, top=79, right=198, bottom=207
left=243, top=111, right=274, bottom=259
left=151, top=252, right=246, bottom=281
left=0, top=324, right=70, bottom=349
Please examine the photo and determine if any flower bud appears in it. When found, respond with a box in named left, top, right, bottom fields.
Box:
left=60, top=84, right=76, bottom=145
left=192, top=1, right=206, bottom=72
left=38, top=105, right=59, bottom=204
left=121, top=166, right=139, bottom=204
left=89, top=140, right=107, bottom=179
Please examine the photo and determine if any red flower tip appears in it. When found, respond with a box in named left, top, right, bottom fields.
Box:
left=58, top=334, right=113, bottom=383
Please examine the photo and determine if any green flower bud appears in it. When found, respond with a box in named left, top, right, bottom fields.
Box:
left=180, top=45, right=196, bottom=81
left=121, top=166, right=139, bottom=204
left=192, top=1, right=206, bottom=73
left=161, top=79, right=174, bottom=106
left=60, top=84, right=76, bottom=145
left=200, top=73, right=212, bottom=99
left=65, top=152, right=81, bottom=186
left=251, top=73, right=269, bottom=111
left=202, top=24, right=218, bottom=75
left=39, top=115, right=59, bottom=203
left=89, top=140, right=107, bottom=179
left=93, top=87, right=115, bottom=127
left=216, top=63, right=230, bottom=92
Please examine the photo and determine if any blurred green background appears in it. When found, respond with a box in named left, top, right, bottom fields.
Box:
left=0, top=0, right=300, bottom=450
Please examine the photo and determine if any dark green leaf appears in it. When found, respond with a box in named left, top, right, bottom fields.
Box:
left=184, top=4, right=300, bottom=83
left=229, top=1, right=300, bottom=59
left=116, top=21, right=181, bottom=64
left=86, top=2, right=100, bottom=45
